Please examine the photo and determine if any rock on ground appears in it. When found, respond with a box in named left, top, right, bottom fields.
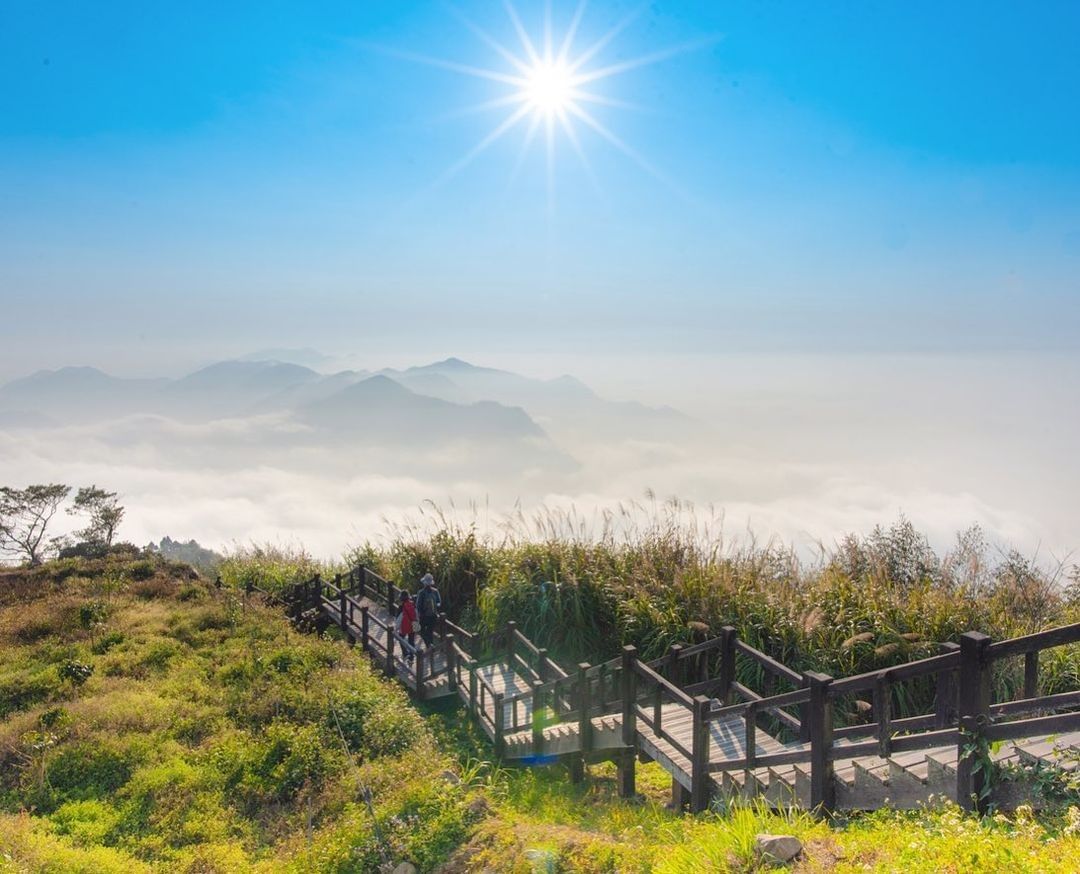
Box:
left=755, top=833, right=802, bottom=863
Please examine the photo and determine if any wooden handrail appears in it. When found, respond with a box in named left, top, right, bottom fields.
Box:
left=733, top=639, right=804, bottom=687
left=988, top=688, right=1080, bottom=718
left=828, top=649, right=960, bottom=696
left=632, top=659, right=695, bottom=709
left=513, top=628, right=541, bottom=657
left=985, top=622, right=1080, bottom=660
left=634, top=701, right=694, bottom=761
left=709, top=685, right=809, bottom=721
left=668, top=635, right=726, bottom=660
left=833, top=712, right=939, bottom=740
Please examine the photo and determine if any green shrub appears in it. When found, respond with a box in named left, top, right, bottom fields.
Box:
left=112, top=757, right=248, bottom=854
left=331, top=681, right=423, bottom=760
left=0, top=812, right=151, bottom=874
left=58, top=660, right=94, bottom=687
left=216, top=721, right=336, bottom=807
left=176, top=584, right=203, bottom=602
left=49, top=798, right=124, bottom=846
left=91, top=631, right=124, bottom=655
left=127, top=560, right=155, bottom=582
left=0, top=669, right=59, bottom=718
left=218, top=544, right=323, bottom=595
left=44, top=740, right=133, bottom=807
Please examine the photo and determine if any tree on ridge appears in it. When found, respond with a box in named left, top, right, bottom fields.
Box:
left=0, top=484, right=71, bottom=566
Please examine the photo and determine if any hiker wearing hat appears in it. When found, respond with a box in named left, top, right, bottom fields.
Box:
left=415, top=573, right=442, bottom=649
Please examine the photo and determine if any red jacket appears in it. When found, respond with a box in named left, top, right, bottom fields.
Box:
left=398, top=599, right=417, bottom=635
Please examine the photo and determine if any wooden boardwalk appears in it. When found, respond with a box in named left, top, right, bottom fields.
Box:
left=283, top=567, right=1080, bottom=813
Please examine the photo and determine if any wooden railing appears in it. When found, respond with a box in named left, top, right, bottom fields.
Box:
left=282, top=570, right=1080, bottom=816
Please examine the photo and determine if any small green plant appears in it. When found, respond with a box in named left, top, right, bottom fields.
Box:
left=91, top=630, right=124, bottom=654
left=78, top=600, right=108, bottom=648
left=58, top=659, right=94, bottom=687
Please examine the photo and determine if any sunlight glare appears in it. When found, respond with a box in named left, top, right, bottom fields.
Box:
left=523, top=60, right=574, bottom=114
left=394, top=1, right=716, bottom=205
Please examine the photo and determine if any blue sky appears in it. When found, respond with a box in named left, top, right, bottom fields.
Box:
left=2, top=1, right=1079, bottom=376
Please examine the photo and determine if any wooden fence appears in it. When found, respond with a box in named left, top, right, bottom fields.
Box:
left=277, top=566, right=1080, bottom=815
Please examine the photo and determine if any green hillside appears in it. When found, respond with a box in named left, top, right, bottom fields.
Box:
left=2, top=547, right=1080, bottom=873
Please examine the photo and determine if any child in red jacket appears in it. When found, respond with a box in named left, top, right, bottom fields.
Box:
left=396, top=591, right=417, bottom=661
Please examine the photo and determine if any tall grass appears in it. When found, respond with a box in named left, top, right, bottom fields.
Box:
left=349, top=501, right=1080, bottom=719
left=217, top=542, right=329, bottom=593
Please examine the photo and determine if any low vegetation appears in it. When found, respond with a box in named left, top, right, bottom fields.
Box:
left=0, top=551, right=477, bottom=872
left=3, top=530, right=1080, bottom=872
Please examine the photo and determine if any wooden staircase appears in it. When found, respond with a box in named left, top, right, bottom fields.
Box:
left=281, top=567, right=1080, bottom=814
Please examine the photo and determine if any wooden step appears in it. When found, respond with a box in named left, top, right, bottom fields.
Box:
left=851, top=758, right=893, bottom=808
left=1016, top=736, right=1080, bottom=770
left=765, top=767, right=799, bottom=806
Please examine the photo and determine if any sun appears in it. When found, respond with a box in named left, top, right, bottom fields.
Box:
left=523, top=60, right=574, bottom=115
left=381, top=1, right=714, bottom=206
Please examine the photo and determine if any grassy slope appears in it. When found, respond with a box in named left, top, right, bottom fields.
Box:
left=2, top=551, right=1080, bottom=873
left=0, top=553, right=475, bottom=872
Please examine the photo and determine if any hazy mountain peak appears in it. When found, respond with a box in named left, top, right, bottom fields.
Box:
left=8, top=365, right=113, bottom=386
left=407, top=357, right=499, bottom=375
left=173, top=360, right=320, bottom=388
left=347, top=374, right=413, bottom=396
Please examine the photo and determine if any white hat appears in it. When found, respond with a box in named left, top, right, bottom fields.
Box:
left=421, top=573, right=435, bottom=586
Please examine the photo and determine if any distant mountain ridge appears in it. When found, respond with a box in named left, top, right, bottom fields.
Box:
left=0, top=356, right=696, bottom=456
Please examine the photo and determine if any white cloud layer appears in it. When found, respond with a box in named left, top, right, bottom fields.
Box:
left=0, top=352, right=1075, bottom=562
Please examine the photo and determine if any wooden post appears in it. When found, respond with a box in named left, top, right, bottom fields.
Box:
left=874, top=673, right=892, bottom=757
left=360, top=606, right=370, bottom=652
left=1024, top=650, right=1039, bottom=700
left=577, top=662, right=592, bottom=756
left=744, top=701, right=757, bottom=771
left=415, top=634, right=425, bottom=695
left=668, top=644, right=683, bottom=687
left=618, top=749, right=636, bottom=800
left=672, top=776, right=690, bottom=811
left=506, top=621, right=517, bottom=663
left=956, top=631, right=992, bottom=812
left=532, top=679, right=545, bottom=756
left=621, top=646, right=638, bottom=747
left=385, top=626, right=395, bottom=678
left=338, top=578, right=348, bottom=637
left=799, top=673, right=812, bottom=744
left=438, top=612, right=448, bottom=642
left=445, top=633, right=456, bottom=695
left=690, top=694, right=711, bottom=812
left=537, top=648, right=549, bottom=682
left=935, top=642, right=960, bottom=728
left=494, top=692, right=506, bottom=759
left=386, top=580, right=394, bottom=617
left=719, top=626, right=737, bottom=704
left=653, top=679, right=663, bottom=735
left=619, top=646, right=638, bottom=799
left=469, top=658, right=478, bottom=717
left=806, top=671, right=834, bottom=813
left=570, top=754, right=585, bottom=784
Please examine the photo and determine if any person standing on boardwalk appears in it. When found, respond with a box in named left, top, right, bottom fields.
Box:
left=395, top=590, right=417, bottom=661
left=415, top=573, right=442, bottom=649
